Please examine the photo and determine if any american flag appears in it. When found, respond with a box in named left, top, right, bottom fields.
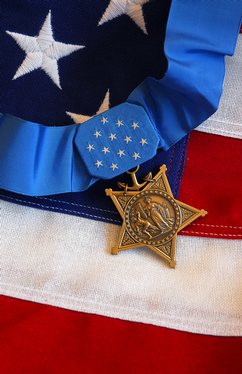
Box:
left=0, top=2, right=241, bottom=373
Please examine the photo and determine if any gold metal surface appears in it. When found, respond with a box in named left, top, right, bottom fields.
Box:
left=105, top=165, right=207, bottom=268
left=117, top=165, right=152, bottom=191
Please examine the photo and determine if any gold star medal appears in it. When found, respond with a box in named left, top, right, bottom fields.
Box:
left=105, top=165, right=207, bottom=268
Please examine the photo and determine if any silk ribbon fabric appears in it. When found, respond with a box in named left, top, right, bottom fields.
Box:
left=0, top=136, right=188, bottom=223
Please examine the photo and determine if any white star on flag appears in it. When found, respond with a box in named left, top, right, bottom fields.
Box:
left=102, top=147, right=110, bottom=154
left=98, top=0, right=150, bottom=34
left=110, top=163, right=118, bottom=171
left=132, top=121, right=139, bottom=130
left=95, top=160, right=103, bottom=168
left=117, top=149, right=125, bottom=157
left=124, top=136, right=132, bottom=144
left=7, top=10, right=84, bottom=89
left=140, top=138, right=148, bottom=146
left=67, top=91, right=110, bottom=124
left=132, top=152, right=141, bottom=160
left=87, top=144, right=95, bottom=152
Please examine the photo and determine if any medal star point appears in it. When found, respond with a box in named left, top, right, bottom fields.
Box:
left=105, top=164, right=207, bottom=268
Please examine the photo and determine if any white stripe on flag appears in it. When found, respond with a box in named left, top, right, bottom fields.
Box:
left=196, top=35, right=242, bottom=139
left=0, top=200, right=241, bottom=336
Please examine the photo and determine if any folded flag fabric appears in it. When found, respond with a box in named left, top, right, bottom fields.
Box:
left=1, top=197, right=241, bottom=337
left=0, top=4, right=242, bottom=369
left=0, top=296, right=241, bottom=374
left=179, top=132, right=242, bottom=239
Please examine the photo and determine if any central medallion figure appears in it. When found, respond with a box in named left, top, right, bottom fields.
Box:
left=126, top=190, right=180, bottom=246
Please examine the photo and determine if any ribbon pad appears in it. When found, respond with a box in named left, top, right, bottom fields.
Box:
left=75, top=103, right=159, bottom=179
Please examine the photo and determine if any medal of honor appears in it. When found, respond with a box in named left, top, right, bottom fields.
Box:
left=106, top=165, right=207, bottom=267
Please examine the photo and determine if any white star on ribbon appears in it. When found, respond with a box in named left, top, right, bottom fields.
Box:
left=67, top=90, right=110, bottom=124
left=94, top=130, right=102, bottom=138
left=109, top=133, right=117, bottom=141
left=124, top=135, right=132, bottom=144
left=131, top=121, right=139, bottom=130
left=101, top=116, right=109, bottom=124
left=87, top=144, right=95, bottom=152
left=116, top=120, right=124, bottom=127
left=140, top=138, right=148, bottom=146
left=7, top=10, right=84, bottom=89
left=102, top=146, right=110, bottom=154
left=132, top=152, right=141, bottom=160
left=95, top=160, right=103, bottom=168
left=98, top=0, right=150, bottom=34
left=117, top=149, right=125, bottom=157
left=110, top=163, right=118, bottom=171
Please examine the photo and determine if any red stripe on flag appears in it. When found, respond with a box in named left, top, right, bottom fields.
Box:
left=0, top=296, right=241, bottom=374
left=179, top=132, right=242, bottom=238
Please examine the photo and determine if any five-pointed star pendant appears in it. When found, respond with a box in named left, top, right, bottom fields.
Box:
left=67, top=90, right=110, bottom=124
left=98, top=0, right=150, bottom=34
left=6, top=10, right=84, bottom=89
left=105, top=165, right=207, bottom=268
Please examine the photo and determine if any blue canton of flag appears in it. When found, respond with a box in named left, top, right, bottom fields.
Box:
left=0, top=0, right=169, bottom=126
